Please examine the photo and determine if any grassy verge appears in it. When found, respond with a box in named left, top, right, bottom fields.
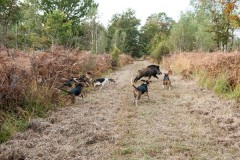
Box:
left=198, top=73, right=232, bottom=96
left=197, top=71, right=240, bottom=102
left=162, top=52, right=240, bottom=102
left=0, top=113, right=29, bottom=143
left=0, top=91, right=61, bottom=143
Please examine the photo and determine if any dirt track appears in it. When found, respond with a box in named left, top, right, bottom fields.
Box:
left=1, top=61, right=240, bottom=160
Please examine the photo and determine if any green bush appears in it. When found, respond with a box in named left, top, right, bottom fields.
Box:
left=111, top=46, right=121, bottom=68
left=151, top=41, right=170, bottom=63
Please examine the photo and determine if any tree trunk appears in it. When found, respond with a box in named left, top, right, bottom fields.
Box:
left=230, top=28, right=234, bottom=51
left=1, top=19, right=8, bottom=46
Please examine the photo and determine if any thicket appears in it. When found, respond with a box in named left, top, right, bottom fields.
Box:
left=0, top=45, right=133, bottom=143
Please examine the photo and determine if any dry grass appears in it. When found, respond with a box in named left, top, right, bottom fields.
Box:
left=1, top=60, right=239, bottom=160
left=111, top=61, right=240, bottom=159
left=162, top=52, right=240, bottom=99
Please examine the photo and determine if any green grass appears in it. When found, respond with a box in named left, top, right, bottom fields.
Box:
left=198, top=73, right=233, bottom=98
left=120, top=148, right=134, bottom=155
left=228, top=84, right=240, bottom=102
left=213, top=75, right=230, bottom=95
left=0, top=90, right=60, bottom=143
left=0, top=114, right=28, bottom=143
left=198, top=72, right=215, bottom=89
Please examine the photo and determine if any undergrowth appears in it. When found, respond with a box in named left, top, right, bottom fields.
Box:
left=198, top=72, right=214, bottom=89
left=0, top=115, right=28, bottom=143
left=0, top=87, right=60, bottom=143
left=198, top=73, right=231, bottom=97
left=213, top=74, right=231, bottom=95
left=162, top=52, right=240, bottom=101
left=0, top=45, right=133, bottom=143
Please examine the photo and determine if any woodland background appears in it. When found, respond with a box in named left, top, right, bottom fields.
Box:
left=1, top=0, right=240, bottom=54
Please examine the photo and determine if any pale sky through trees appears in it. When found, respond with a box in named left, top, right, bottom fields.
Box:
left=95, top=0, right=191, bottom=27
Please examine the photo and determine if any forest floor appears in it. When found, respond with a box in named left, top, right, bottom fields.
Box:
left=1, top=61, right=240, bottom=160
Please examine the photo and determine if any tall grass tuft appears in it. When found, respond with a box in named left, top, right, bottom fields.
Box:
left=0, top=113, right=28, bottom=143
left=213, top=75, right=230, bottom=95
left=198, top=72, right=215, bottom=89
left=229, top=84, right=240, bottom=102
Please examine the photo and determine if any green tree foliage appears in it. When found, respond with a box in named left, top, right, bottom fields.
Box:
left=169, top=12, right=197, bottom=52
left=45, top=10, right=73, bottom=45
left=0, top=0, right=21, bottom=46
left=107, top=9, right=141, bottom=57
left=38, top=0, right=99, bottom=48
left=38, top=0, right=98, bottom=25
left=111, top=45, right=121, bottom=68
left=195, top=25, right=215, bottom=52
left=74, top=20, right=107, bottom=52
left=140, top=12, right=175, bottom=54
left=3, top=0, right=240, bottom=54
left=16, top=0, right=48, bottom=49
left=168, top=0, right=240, bottom=52
left=151, top=41, right=170, bottom=63
left=192, top=5, right=215, bottom=52
left=95, top=27, right=108, bottom=53
left=191, top=0, right=240, bottom=51
left=87, top=13, right=108, bottom=54
left=0, top=0, right=100, bottom=49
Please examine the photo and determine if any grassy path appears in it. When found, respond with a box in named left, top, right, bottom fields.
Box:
left=1, top=61, right=240, bottom=160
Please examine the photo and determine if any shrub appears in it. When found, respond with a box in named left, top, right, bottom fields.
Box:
left=111, top=46, right=121, bottom=68
left=119, top=54, right=134, bottom=67
left=151, top=41, right=170, bottom=64
left=0, top=45, right=133, bottom=143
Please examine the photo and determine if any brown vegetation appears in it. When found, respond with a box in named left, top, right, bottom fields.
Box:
left=0, top=45, right=133, bottom=140
left=0, top=46, right=133, bottom=106
left=1, top=61, right=239, bottom=159
left=162, top=52, right=240, bottom=92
